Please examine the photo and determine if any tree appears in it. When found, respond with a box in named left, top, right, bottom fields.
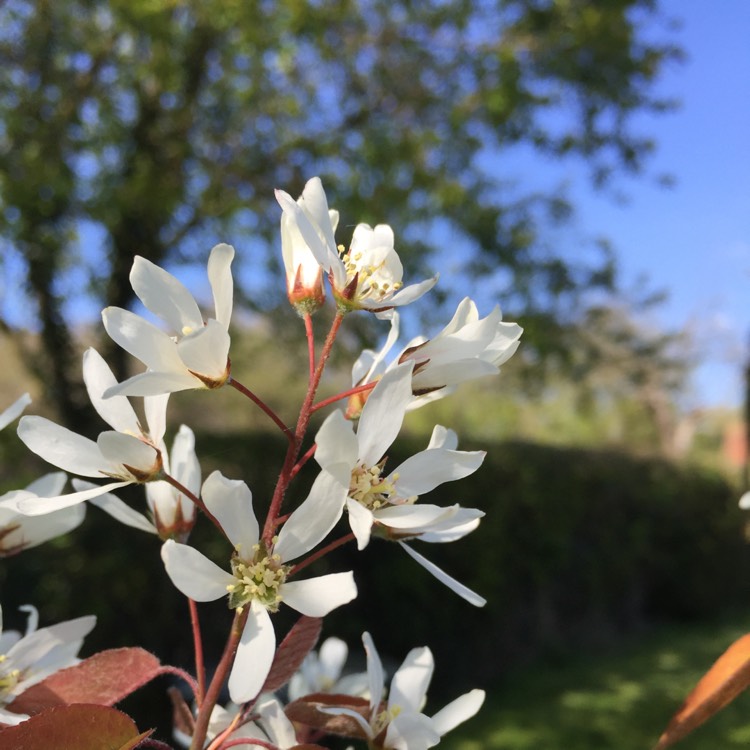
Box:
left=0, top=0, right=681, bottom=423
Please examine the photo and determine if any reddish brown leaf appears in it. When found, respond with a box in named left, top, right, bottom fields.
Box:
left=9, top=648, right=164, bottom=715
left=285, top=693, right=371, bottom=739
left=655, top=632, right=750, bottom=749
left=262, top=616, right=322, bottom=693
left=0, top=703, right=141, bottom=750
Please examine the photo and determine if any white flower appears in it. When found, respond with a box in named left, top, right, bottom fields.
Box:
left=0, top=604, right=96, bottom=726
left=85, top=424, right=201, bottom=541
left=315, top=362, right=486, bottom=606
left=161, top=469, right=356, bottom=704
left=0, top=394, right=31, bottom=432
left=289, top=636, right=369, bottom=702
left=279, top=176, right=338, bottom=313
left=352, top=299, right=522, bottom=410
left=15, top=348, right=165, bottom=516
left=102, top=243, right=235, bottom=397
left=323, top=632, right=485, bottom=750
left=275, top=178, right=437, bottom=314
left=0, top=473, right=85, bottom=556
left=739, top=492, right=750, bottom=509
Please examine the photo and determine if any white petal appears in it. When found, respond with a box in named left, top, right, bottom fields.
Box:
left=176, top=319, right=230, bottom=379
left=102, top=307, right=188, bottom=372
left=207, top=243, right=235, bottom=328
left=361, top=312, right=400, bottom=385
left=104, top=370, right=199, bottom=398
left=0, top=504, right=85, bottom=552
left=282, top=571, right=357, bottom=617
left=347, top=498, right=374, bottom=550
left=0, top=393, right=31, bottom=431
left=382, top=275, right=439, bottom=308
left=82, top=348, right=140, bottom=434
left=228, top=601, right=275, bottom=704
left=362, top=632, right=384, bottom=713
left=319, top=706, right=374, bottom=740
left=426, top=425, right=457, bottom=451
left=301, top=177, right=338, bottom=257
left=275, top=470, right=347, bottom=562
left=319, top=637, right=349, bottom=682
left=170, top=426, right=200, bottom=493
left=398, top=542, right=486, bottom=607
left=740, top=492, right=750, bottom=509
left=201, top=471, right=258, bottom=550
left=385, top=711, right=440, bottom=750
left=417, top=509, right=483, bottom=543
left=431, top=689, right=485, bottom=736
left=390, top=646, right=433, bottom=714
left=392, top=449, right=485, bottom=497
left=256, top=696, right=297, bottom=748
left=374, top=504, right=456, bottom=530
left=17, top=416, right=106, bottom=477
left=412, top=359, right=497, bottom=391
left=160, top=539, right=234, bottom=601
left=17, top=481, right=133, bottom=516
left=357, top=362, right=415, bottom=467
left=314, top=411, right=359, bottom=475
left=97, top=431, right=159, bottom=474
left=130, top=256, right=203, bottom=334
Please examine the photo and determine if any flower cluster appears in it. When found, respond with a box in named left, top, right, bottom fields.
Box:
left=1, top=176, right=521, bottom=748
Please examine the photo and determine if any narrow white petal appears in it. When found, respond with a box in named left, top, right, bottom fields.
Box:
left=207, top=243, right=235, bottom=328
left=84, top=484, right=157, bottom=535
left=17, top=481, right=133, bottom=516
left=347, top=498, right=373, bottom=550
left=130, top=256, right=203, bottom=333
left=18, top=416, right=106, bottom=477
left=398, top=542, right=486, bottom=607
left=170, top=425, right=200, bottom=493
left=160, top=539, right=234, bottom=601
left=418, top=510, right=483, bottom=543
left=201, top=471, right=258, bottom=550
left=228, top=601, right=275, bottom=704
left=102, top=307, right=187, bottom=371
left=392, top=449, right=485, bottom=497
left=390, top=646, right=434, bottom=714
left=282, top=572, right=357, bottom=617
left=82, top=348, right=140, bottom=434
left=104, top=370, right=199, bottom=398
left=176, top=319, right=230, bottom=379
left=0, top=393, right=31, bottom=431
left=319, top=637, right=349, bottom=682
left=412, top=359, right=498, bottom=391
left=431, top=689, right=485, bottom=736
left=362, top=632, right=384, bottom=713
left=357, top=362, right=415, bottom=467
left=144, top=393, right=170, bottom=444
left=275, top=470, right=348, bottom=562
left=362, top=312, right=400, bottom=384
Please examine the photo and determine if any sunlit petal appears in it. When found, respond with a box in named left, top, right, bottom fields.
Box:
left=282, top=572, right=357, bottom=617
left=161, top=539, right=234, bottom=601
left=228, top=601, right=275, bottom=704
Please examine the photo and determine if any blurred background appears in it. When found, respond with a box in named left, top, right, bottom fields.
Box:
left=1, top=0, right=749, bottom=747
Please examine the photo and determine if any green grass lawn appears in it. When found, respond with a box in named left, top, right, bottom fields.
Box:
left=444, top=612, right=750, bottom=750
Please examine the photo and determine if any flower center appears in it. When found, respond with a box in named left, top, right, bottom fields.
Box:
left=339, top=244, right=402, bottom=303
left=226, top=543, right=290, bottom=613
left=350, top=462, right=399, bottom=510
left=373, top=704, right=402, bottom=736
left=0, top=654, right=21, bottom=703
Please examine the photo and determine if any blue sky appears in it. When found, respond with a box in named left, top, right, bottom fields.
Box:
left=559, top=0, right=750, bottom=407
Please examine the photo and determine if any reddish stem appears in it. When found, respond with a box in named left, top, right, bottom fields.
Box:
left=290, top=532, right=355, bottom=575
left=304, top=312, right=315, bottom=382
left=228, top=377, right=294, bottom=442
left=310, top=380, right=377, bottom=413
left=261, top=312, right=345, bottom=546
left=189, top=608, right=249, bottom=750
left=290, top=442, right=317, bottom=480
left=163, top=473, right=224, bottom=536
left=189, top=599, right=206, bottom=705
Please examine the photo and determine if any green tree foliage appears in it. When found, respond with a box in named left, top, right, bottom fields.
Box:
left=0, top=0, right=681, bottom=421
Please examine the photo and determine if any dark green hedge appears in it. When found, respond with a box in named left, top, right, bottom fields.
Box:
left=1, top=432, right=747, bottom=730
